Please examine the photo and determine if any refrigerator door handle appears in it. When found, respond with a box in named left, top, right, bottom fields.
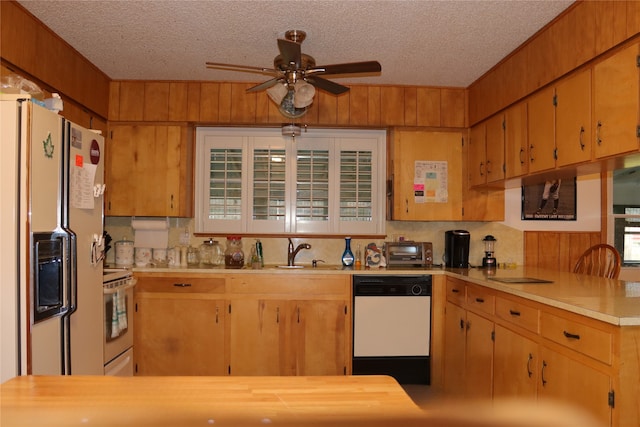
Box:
left=59, top=230, right=77, bottom=375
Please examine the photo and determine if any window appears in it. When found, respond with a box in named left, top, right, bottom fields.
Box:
left=195, top=127, right=386, bottom=236
left=611, top=167, right=640, bottom=266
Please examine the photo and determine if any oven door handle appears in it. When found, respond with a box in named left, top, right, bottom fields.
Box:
left=103, top=278, right=137, bottom=295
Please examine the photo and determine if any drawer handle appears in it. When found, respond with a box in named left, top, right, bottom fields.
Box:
left=459, top=319, right=465, bottom=330
left=526, top=353, right=533, bottom=378
left=475, top=297, right=485, bottom=303
left=541, top=360, right=548, bottom=386
left=563, top=331, right=581, bottom=340
left=173, top=283, right=192, bottom=287
left=451, top=289, right=460, bottom=293
left=509, top=309, right=521, bottom=317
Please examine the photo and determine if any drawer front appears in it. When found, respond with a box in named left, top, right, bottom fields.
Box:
left=446, top=278, right=466, bottom=305
left=540, top=311, right=612, bottom=364
left=495, top=296, right=539, bottom=333
left=136, top=276, right=226, bottom=294
left=466, top=286, right=495, bottom=315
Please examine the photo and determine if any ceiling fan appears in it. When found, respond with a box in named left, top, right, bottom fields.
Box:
left=206, top=30, right=382, bottom=118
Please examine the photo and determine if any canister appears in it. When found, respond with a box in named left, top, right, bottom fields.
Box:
left=114, top=237, right=134, bottom=266
left=135, top=247, right=152, bottom=266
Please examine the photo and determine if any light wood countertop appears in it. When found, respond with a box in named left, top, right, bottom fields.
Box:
left=0, top=375, right=422, bottom=427
left=0, top=375, right=604, bottom=427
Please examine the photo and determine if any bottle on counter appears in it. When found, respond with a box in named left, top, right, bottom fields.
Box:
left=342, top=237, right=354, bottom=267
left=255, top=239, right=264, bottom=267
left=225, top=236, right=244, bottom=269
left=355, top=244, right=362, bottom=270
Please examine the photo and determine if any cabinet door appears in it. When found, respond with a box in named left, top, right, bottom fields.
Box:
left=465, top=310, right=494, bottom=399
left=485, top=114, right=505, bottom=183
left=556, top=69, right=592, bottom=167
left=390, top=130, right=462, bottom=220
left=229, top=299, right=287, bottom=376
left=292, top=300, right=348, bottom=376
left=106, top=125, right=191, bottom=217
left=527, top=87, right=556, bottom=173
left=135, top=296, right=226, bottom=375
left=594, top=42, right=640, bottom=159
left=443, top=302, right=467, bottom=396
left=468, top=123, right=487, bottom=188
left=504, top=102, right=528, bottom=179
left=493, top=324, right=537, bottom=399
left=538, top=346, right=612, bottom=426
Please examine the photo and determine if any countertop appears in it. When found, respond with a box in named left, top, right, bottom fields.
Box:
left=0, top=375, right=601, bottom=427
left=129, top=264, right=640, bottom=327
left=0, top=375, right=422, bottom=427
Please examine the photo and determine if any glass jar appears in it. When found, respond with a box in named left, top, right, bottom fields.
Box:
left=224, top=236, right=244, bottom=269
left=199, top=238, right=222, bottom=266
left=187, top=246, right=199, bottom=265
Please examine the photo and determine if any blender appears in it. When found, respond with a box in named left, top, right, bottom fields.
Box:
left=482, top=235, right=497, bottom=269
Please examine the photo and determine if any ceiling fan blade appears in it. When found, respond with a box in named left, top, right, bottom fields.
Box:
left=305, top=76, right=350, bottom=95
left=308, top=61, right=382, bottom=76
left=206, top=62, right=278, bottom=76
left=277, top=38, right=302, bottom=68
left=246, top=78, right=281, bottom=93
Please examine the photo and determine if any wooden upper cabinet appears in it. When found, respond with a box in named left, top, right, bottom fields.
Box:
left=105, top=124, right=193, bottom=217
left=468, top=122, right=487, bottom=188
left=504, top=102, right=528, bottom=179
left=555, top=68, right=592, bottom=167
left=593, top=41, right=640, bottom=159
left=527, top=86, right=556, bottom=174
left=388, top=129, right=463, bottom=221
left=485, top=114, right=505, bottom=183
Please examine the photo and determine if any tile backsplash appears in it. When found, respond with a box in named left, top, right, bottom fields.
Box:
left=104, top=217, right=523, bottom=267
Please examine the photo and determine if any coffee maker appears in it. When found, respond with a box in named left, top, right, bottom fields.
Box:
left=444, top=230, right=470, bottom=268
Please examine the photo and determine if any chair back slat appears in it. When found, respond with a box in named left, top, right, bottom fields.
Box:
left=573, top=244, right=621, bottom=279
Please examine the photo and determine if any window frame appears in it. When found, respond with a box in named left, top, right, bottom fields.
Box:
left=194, top=127, right=386, bottom=236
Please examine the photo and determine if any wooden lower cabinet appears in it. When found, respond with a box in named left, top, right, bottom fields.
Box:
left=229, top=298, right=287, bottom=376
left=538, top=345, right=612, bottom=425
left=443, top=278, right=629, bottom=427
left=443, top=283, right=494, bottom=399
left=134, top=273, right=350, bottom=377
left=493, top=324, right=538, bottom=398
left=443, top=301, right=466, bottom=396
left=464, top=311, right=494, bottom=399
left=134, top=275, right=227, bottom=375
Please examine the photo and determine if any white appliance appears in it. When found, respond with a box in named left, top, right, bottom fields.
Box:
left=103, top=268, right=136, bottom=376
left=352, top=275, right=432, bottom=384
left=1, top=94, right=105, bottom=382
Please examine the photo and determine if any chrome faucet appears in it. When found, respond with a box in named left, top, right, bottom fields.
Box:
left=288, top=238, right=311, bottom=266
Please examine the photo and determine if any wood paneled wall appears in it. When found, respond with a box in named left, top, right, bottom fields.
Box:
left=524, top=231, right=604, bottom=272
left=0, top=1, right=111, bottom=120
left=468, top=0, right=640, bottom=125
left=108, top=81, right=467, bottom=128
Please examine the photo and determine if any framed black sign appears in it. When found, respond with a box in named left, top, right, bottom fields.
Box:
left=521, top=177, right=577, bottom=221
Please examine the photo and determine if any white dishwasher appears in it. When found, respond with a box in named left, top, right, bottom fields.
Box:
left=352, top=275, right=431, bottom=384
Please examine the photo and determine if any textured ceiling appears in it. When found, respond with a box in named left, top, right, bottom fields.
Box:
left=18, top=0, right=573, bottom=88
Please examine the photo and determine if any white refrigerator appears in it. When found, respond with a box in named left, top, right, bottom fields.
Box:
left=1, top=94, right=105, bottom=382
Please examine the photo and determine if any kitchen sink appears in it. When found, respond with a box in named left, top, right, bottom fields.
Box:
left=276, top=265, right=305, bottom=269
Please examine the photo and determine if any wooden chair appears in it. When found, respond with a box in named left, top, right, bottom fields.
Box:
left=573, top=244, right=621, bottom=279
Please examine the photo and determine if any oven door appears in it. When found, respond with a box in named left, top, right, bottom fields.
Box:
left=103, top=278, right=135, bottom=365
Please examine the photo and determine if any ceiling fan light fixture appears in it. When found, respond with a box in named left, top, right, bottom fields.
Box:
left=282, top=124, right=302, bottom=137
left=267, top=82, right=287, bottom=104
left=293, top=80, right=315, bottom=108
left=278, top=88, right=308, bottom=119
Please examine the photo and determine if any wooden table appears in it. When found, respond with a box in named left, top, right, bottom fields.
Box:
left=0, top=375, right=605, bottom=427
left=0, top=375, right=423, bottom=427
